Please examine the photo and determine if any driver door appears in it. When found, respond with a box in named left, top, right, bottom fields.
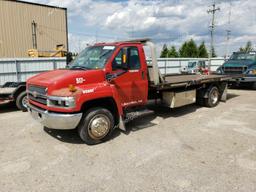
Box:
left=111, top=48, right=132, bottom=107
left=110, top=46, right=148, bottom=108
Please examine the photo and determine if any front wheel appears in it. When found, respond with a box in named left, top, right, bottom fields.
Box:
left=77, top=107, right=114, bottom=145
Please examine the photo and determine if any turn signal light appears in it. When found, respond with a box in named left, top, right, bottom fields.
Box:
left=68, top=84, right=77, bottom=92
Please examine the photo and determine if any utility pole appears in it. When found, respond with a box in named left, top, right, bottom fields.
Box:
left=225, top=1, right=232, bottom=60
left=207, top=1, right=220, bottom=72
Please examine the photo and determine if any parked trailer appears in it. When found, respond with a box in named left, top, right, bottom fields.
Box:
left=27, top=39, right=239, bottom=145
left=0, top=58, right=66, bottom=110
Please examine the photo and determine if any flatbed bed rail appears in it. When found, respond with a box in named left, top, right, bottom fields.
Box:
left=149, top=74, right=242, bottom=90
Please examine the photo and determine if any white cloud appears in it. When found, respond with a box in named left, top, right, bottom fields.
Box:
left=24, top=0, right=256, bottom=56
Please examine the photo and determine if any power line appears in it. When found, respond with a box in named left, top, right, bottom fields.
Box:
left=69, top=30, right=127, bottom=40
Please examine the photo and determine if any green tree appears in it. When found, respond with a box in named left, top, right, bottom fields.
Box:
left=186, top=39, right=198, bottom=57
left=198, top=41, right=208, bottom=58
left=179, top=42, right=188, bottom=57
left=239, top=41, right=254, bottom=52
left=179, top=39, right=198, bottom=57
left=168, top=46, right=179, bottom=58
left=160, top=44, right=169, bottom=58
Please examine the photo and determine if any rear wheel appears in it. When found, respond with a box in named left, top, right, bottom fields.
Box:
left=252, top=82, right=256, bottom=90
left=16, top=91, right=28, bottom=111
left=78, top=107, right=114, bottom=145
left=205, top=86, right=220, bottom=108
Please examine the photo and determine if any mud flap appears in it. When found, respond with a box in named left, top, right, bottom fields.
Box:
left=220, top=83, right=228, bottom=102
left=118, top=115, right=126, bottom=131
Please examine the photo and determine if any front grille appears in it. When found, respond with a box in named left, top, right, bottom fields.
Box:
left=222, top=67, right=247, bottom=74
left=28, top=85, right=47, bottom=105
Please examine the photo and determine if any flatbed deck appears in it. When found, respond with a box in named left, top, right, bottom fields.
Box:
left=150, top=74, right=235, bottom=90
left=0, top=87, right=16, bottom=95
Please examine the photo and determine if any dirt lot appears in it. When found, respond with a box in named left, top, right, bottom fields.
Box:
left=0, top=89, right=256, bottom=192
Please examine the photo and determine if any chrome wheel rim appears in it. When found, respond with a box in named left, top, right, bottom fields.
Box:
left=22, top=96, right=28, bottom=108
left=210, top=89, right=218, bottom=104
left=88, top=114, right=110, bottom=140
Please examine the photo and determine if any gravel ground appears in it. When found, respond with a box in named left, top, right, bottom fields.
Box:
left=0, top=89, right=256, bottom=192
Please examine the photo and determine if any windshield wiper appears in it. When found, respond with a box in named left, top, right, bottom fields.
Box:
left=70, top=66, right=90, bottom=70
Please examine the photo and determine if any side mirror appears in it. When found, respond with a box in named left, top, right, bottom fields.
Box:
left=106, top=73, right=115, bottom=82
left=121, top=48, right=128, bottom=70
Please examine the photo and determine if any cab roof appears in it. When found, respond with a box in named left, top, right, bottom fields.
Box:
left=94, top=38, right=151, bottom=46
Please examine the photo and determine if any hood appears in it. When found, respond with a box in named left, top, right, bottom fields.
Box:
left=223, top=59, right=255, bottom=68
left=27, top=69, right=106, bottom=89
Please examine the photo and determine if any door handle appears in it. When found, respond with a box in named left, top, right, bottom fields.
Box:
left=142, top=71, right=145, bottom=79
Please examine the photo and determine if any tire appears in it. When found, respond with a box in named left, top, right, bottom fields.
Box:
left=78, top=107, right=114, bottom=145
left=252, top=82, right=256, bottom=90
left=205, top=86, right=220, bottom=108
left=196, top=97, right=205, bottom=106
left=16, top=91, right=28, bottom=111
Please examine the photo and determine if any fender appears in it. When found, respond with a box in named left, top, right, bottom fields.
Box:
left=12, top=84, right=26, bottom=98
left=77, top=82, right=124, bottom=116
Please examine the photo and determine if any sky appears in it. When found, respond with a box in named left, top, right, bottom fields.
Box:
left=24, top=0, right=256, bottom=56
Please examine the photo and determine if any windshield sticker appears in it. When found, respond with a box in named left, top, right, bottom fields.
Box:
left=103, top=46, right=115, bottom=50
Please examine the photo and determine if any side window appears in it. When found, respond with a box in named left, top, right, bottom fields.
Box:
left=112, top=47, right=141, bottom=70
left=112, top=50, right=123, bottom=70
left=128, top=47, right=141, bottom=70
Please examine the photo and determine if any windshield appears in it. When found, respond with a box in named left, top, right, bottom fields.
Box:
left=230, top=52, right=256, bottom=61
left=69, top=46, right=115, bottom=70
left=188, top=62, right=196, bottom=68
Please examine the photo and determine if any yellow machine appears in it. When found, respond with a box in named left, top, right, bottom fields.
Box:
left=27, top=44, right=66, bottom=57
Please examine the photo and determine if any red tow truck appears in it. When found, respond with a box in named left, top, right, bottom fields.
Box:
left=27, top=39, right=232, bottom=145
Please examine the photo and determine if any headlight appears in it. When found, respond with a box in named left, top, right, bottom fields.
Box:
left=247, top=69, right=256, bottom=75
left=47, top=96, right=76, bottom=108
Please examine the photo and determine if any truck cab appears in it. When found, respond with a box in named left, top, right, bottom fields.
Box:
left=27, top=39, right=231, bottom=145
left=217, top=51, right=256, bottom=89
left=27, top=40, right=150, bottom=144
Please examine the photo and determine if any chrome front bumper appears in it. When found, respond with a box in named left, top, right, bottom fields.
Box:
left=28, top=104, right=82, bottom=130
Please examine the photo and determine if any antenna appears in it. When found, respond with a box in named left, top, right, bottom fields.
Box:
left=207, top=1, right=220, bottom=72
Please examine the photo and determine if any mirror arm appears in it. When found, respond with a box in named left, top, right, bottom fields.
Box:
left=106, top=70, right=128, bottom=82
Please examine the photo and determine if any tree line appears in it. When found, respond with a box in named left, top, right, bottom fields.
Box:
left=160, top=39, right=217, bottom=58
left=239, top=41, right=254, bottom=52
left=160, top=39, right=255, bottom=58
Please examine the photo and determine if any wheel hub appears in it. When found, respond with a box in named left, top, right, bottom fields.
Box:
left=22, top=96, right=28, bottom=108
left=210, top=90, right=218, bottom=104
left=88, top=114, right=110, bottom=139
